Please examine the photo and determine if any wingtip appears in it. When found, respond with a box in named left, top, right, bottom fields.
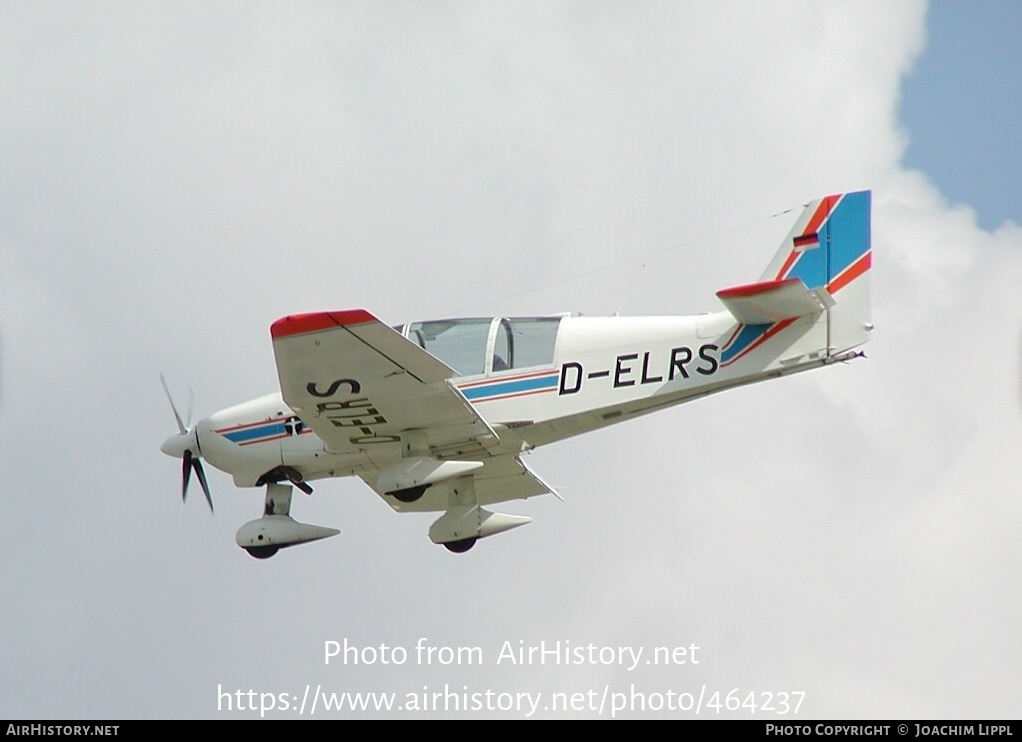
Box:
left=270, top=310, right=377, bottom=339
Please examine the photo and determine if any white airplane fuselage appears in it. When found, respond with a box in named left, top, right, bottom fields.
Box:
left=195, top=305, right=861, bottom=502
left=162, top=190, right=872, bottom=555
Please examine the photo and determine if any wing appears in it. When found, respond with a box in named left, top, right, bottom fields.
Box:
left=370, top=453, right=555, bottom=512
left=270, top=310, right=500, bottom=458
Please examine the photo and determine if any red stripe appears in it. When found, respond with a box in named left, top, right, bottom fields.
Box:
left=804, top=194, right=841, bottom=235
left=214, top=415, right=291, bottom=434
left=469, top=387, right=556, bottom=403
left=271, top=310, right=376, bottom=339
left=458, top=369, right=558, bottom=389
left=720, top=324, right=743, bottom=351
left=828, top=251, right=871, bottom=294
left=717, top=278, right=801, bottom=300
left=775, top=250, right=800, bottom=282
left=239, top=433, right=290, bottom=446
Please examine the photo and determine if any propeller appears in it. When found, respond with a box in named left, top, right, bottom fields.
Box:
left=160, top=375, right=214, bottom=513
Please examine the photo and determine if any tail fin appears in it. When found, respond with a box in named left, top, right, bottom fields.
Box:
left=759, top=191, right=871, bottom=296
left=718, top=191, right=872, bottom=355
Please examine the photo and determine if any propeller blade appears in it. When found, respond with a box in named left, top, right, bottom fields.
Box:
left=182, top=449, right=193, bottom=502
left=164, top=378, right=213, bottom=514
left=181, top=449, right=214, bottom=512
left=192, top=458, right=214, bottom=513
left=160, top=374, right=186, bottom=435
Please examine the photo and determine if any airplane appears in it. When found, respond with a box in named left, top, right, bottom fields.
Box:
left=160, top=190, right=872, bottom=558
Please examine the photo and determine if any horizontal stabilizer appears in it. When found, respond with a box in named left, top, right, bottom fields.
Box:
left=717, top=278, right=832, bottom=325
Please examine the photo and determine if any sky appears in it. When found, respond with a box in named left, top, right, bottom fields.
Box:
left=900, top=0, right=1022, bottom=230
left=2, top=1, right=1021, bottom=720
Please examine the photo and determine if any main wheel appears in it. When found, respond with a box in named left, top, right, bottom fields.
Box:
left=390, top=484, right=428, bottom=503
left=244, top=545, right=280, bottom=559
left=443, top=537, right=477, bottom=553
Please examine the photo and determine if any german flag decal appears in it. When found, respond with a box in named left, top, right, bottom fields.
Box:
left=793, top=232, right=820, bottom=249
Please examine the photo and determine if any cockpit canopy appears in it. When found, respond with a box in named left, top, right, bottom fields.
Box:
left=392, top=317, right=562, bottom=377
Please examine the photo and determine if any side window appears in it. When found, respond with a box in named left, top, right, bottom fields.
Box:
left=407, top=319, right=491, bottom=376
left=507, top=318, right=561, bottom=369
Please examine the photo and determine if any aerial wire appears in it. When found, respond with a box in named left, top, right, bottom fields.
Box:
left=449, top=203, right=805, bottom=315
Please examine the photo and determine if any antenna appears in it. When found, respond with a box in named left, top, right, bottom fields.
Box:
left=613, top=263, right=647, bottom=316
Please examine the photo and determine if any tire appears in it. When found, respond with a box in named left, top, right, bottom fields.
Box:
left=442, top=537, right=477, bottom=553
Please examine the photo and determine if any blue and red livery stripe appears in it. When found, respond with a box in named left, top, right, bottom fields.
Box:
left=458, top=369, right=559, bottom=403
left=719, top=318, right=797, bottom=367
left=215, top=416, right=312, bottom=446
left=828, top=251, right=871, bottom=294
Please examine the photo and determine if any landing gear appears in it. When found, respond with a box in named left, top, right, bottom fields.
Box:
left=235, top=483, right=340, bottom=558
left=442, top=537, right=477, bottom=554
left=256, top=465, right=313, bottom=495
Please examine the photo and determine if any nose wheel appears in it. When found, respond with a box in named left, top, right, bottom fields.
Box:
left=235, top=483, right=340, bottom=558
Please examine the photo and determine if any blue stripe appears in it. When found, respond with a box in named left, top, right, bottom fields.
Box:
left=222, top=423, right=286, bottom=443
left=721, top=324, right=770, bottom=364
left=826, top=190, right=871, bottom=280
left=461, top=374, right=558, bottom=400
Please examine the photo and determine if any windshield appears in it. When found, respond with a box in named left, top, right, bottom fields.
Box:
left=398, top=316, right=563, bottom=376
